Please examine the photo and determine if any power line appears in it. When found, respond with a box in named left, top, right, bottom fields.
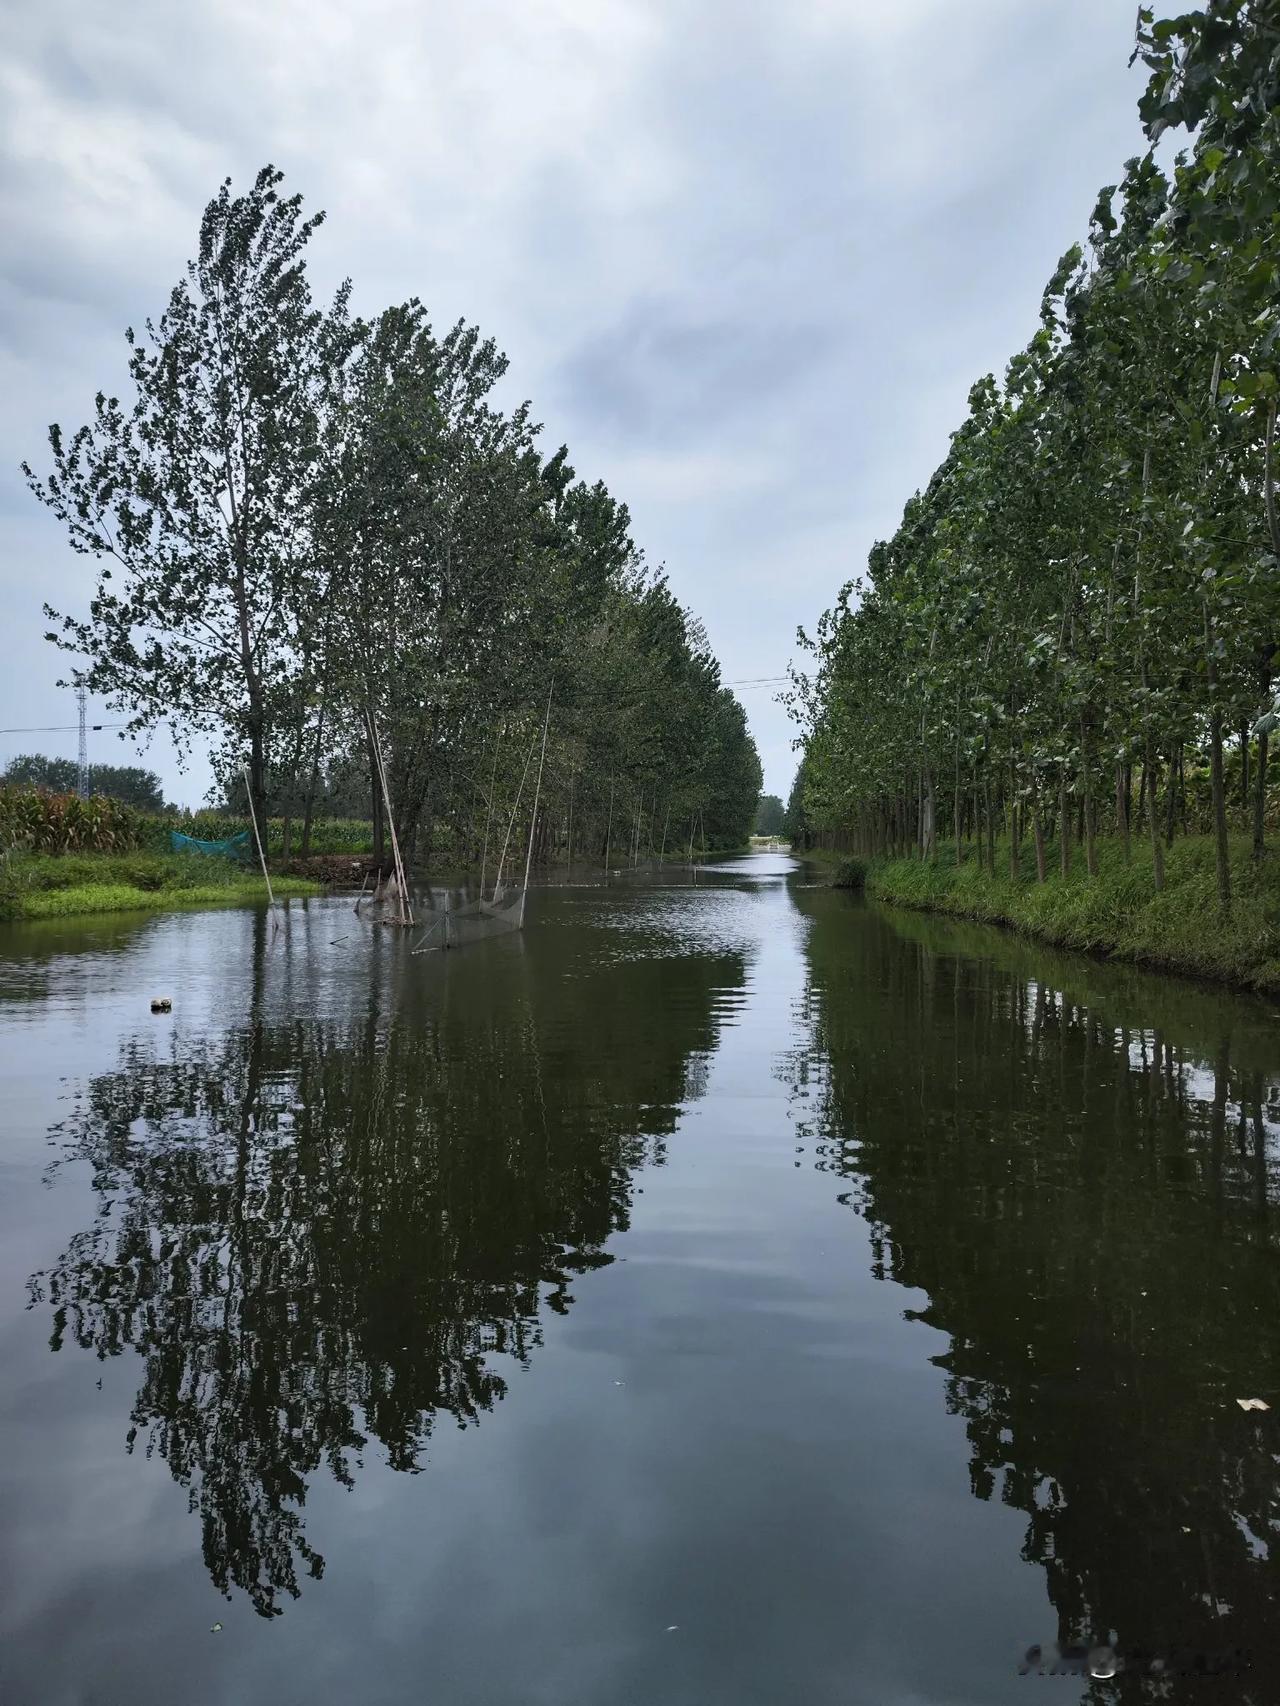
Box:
left=0, top=721, right=130, bottom=735
left=0, top=683, right=794, bottom=734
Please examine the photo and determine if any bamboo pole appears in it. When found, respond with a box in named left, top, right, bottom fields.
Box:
left=366, top=706, right=413, bottom=926
left=479, top=732, right=499, bottom=899
left=242, top=762, right=278, bottom=934
left=493, top=730, right=538, bottom=899
left=519, top=683, right=553, bottom=926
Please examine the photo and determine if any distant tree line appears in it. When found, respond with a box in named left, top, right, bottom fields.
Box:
left=789, top=2, right=1280, bottom=906
left=3, top=754, right=166, bottom=813
left=25, top=168, right=760, bottom=866
left=753, top=793, right=785, bottom=836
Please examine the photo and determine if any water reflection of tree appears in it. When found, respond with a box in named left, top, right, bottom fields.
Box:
left=793, top=896, right=1280, bottom=1699
left=31, top=918, right=745, bottom=1617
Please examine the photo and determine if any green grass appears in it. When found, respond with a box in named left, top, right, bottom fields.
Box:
left=0, top=851, right=324, bottom=922
left=859, top=834, right=1280, bottom=994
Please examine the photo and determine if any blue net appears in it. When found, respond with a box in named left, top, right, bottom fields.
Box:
left=170, top=829, right=252, bottom=860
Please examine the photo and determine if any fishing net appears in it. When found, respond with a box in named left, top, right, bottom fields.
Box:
left=171, top=829, right=252, bottom=860
left=410, top=889, right=526, bottom=953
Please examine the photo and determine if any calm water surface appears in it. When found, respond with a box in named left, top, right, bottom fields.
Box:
left=1, top=852, right=1278, bottom=1704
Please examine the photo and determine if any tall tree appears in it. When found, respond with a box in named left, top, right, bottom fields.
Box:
left=24, top=165, right=352, bottom=827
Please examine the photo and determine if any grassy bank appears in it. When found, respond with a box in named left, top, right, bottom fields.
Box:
left=0, top=852, right=324, bottom=922
left=848, top=835, right=1280, bottom=994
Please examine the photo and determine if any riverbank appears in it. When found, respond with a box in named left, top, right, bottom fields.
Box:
left=0, top=852, right=325, bottom=922
left=804, top=836, right=1280, bottom=996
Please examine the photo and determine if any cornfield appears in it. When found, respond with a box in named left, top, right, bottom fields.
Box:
left=0, top=786, right=144, bottom=854
left=0, top=788, right=375, bottom=860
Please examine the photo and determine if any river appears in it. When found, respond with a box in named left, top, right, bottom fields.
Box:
left=1, top=851, right=1276, bottom=1704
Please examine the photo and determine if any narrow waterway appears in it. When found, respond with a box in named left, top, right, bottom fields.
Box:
left=1, top=852, right=1277, bottom=1704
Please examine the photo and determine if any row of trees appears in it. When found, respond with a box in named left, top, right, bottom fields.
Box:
left=25, top=167, right=760, bottom=867
left=790, top=2, right=1280, bottom=905
left=2, top=754, right=166, bottom=812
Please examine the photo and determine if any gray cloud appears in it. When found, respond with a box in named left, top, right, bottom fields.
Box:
left=557, top=303, right=832, bottom=443
left=1, top=0, right=1147, bottom=802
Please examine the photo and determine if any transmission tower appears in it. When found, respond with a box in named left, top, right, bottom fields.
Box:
left=76, top=686, right=90, bottom=798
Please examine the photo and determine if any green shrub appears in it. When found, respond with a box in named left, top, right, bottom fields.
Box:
left=832, top=856, right=869, bottom=889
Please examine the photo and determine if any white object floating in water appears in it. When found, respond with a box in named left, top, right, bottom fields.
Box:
left=1236, top=1398, right=1270, bottom=1412
left=210, top=1622, right=223, bottom=1633
left=150, top=997, right=172, bottom=1013
left=666, top=1625, right=679, bottom=1632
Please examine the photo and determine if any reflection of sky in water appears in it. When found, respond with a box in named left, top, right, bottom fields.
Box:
left=5, top=861, right=1280, bottom=1704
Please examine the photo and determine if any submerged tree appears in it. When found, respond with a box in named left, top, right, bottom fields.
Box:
left=26, top=164, right=761, bottom=858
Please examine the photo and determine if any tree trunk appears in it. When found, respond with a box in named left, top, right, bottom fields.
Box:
left=368, top=728, right=385, bottom=867
left=972, top=785, right=981, bottom=870
left=1240, top=723, right=1251, bottom=814
left=246, top=713, right=268, bottom=845
left=1145, top=741, right=1165, bottom=893
left=1255, top=727, right=1269, bottom=860
left=1115, top=762, right=1130, bottom=864
left=1032, top=794, right=1047, bottom=883
left=1074, top=714, right=1095, bottom=877
left=1008, top=758, right=1020, bottom=879
left=300, top=692, right=329, bottom=859
left=1164, top=740, right=1179, bottom=849
left=1209, top=708, right=1232, bottom=910
left=1083, top=783, right=1097, bottom=877
left=1059, top=771, right=1071, bottom=879
left=1256, top=654, right=1272, bottom=859
left=1204, top=600, right=1230, bottom=908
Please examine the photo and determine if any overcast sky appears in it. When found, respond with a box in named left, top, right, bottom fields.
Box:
left=1, top=0, right=1148, bottom=806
